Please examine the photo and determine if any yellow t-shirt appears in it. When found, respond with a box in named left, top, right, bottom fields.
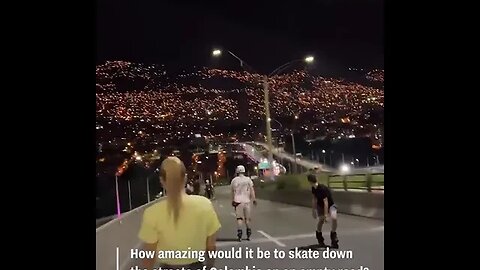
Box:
left=138, top=195, right=221, bottom=265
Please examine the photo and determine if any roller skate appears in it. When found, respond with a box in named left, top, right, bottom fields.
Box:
left=246, top=228, right=252, bottom=241
left=330, top=231, right=339, bottom=249
left=237, top=229, right=243, bottom=242
left=316, top=231, right=326, bottom=248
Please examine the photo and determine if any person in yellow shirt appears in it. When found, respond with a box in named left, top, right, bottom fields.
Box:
left=138, top=157, right=222, bottom=270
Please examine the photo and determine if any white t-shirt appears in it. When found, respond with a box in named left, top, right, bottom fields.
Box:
left=231, top=175, right=254, bottom=203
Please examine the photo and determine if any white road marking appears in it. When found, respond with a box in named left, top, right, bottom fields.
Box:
left=116, top=247, right=119, bottom=270
left=219, top=204, right=224, bottom=208
left=257, top=230, right=286, bottom=247
left=230, top=212, right=236, bottom=217
left=216, top=226, right=384, bottom=248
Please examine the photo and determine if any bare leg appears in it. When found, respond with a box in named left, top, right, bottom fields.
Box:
left=244, top=203, right=252, bottom=239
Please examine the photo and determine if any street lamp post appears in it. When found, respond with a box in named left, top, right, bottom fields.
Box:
left=263, top=76, right=274, bottom=172
left=269, top=117, right=283, bottom=149
left=127, top=179, right=132, bottom=210
left=292, top=115, right=299, bottom=174
left=146, top=176, right=151, bottom=203
left=115, top=175, right=121, bottom=218
left=291, top=133, right=297, bottom=174
left=269, top=117, right=284, bottom=166
left=212, top=48, right=313, bottom=176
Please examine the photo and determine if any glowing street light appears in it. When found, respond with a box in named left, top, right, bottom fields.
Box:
left=341, top=164, right=350, bottom=173
left=212, top=49, right=222, bottom=56
left=305, top=56, right=314, bottom=63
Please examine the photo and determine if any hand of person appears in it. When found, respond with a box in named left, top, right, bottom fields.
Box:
left=323, top=214, right=329, bottom=223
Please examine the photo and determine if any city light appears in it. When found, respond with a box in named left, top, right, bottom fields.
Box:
left=96, top=63, right=383, bottom=129
left=96, top=62, right=384, bottom=162
left=212, top=49, right=222, bottom=56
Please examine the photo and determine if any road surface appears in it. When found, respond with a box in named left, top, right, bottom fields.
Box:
left=210, top=186, right=384, bottom=270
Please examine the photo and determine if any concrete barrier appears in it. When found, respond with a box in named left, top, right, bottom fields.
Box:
left=255, top=188, right=384, bottom=220
left=96, top=198, right=163, bottom=270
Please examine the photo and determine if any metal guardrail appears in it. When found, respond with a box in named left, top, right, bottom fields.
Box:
left=328, top=173, right=384, bottom=192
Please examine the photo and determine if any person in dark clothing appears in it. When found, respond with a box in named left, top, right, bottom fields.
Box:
left=185, top=180, right=194, bottom=195
left=192, top=177, right=201, bottom=195
left=307, top=174, right=339, bottom=248
left=205, top=179, right=214, bottom=199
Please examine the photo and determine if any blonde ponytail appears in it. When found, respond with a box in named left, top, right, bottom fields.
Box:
left=160, top=157, right=186, bottom=225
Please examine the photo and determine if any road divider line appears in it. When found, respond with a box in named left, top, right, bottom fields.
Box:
left=257, top=230, right=286, bottom=247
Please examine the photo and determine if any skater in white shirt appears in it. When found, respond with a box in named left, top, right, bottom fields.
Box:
left=230, top=165, right=257, bottom=241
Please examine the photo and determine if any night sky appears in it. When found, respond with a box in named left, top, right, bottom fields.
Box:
left=96, top=0, right=383, bottom=74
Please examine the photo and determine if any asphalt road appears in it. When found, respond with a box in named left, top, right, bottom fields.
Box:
left=210, top=186, right=384, bottom=270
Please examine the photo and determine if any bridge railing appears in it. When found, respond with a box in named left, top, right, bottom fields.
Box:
left=327, top=173, right=384, bottom=192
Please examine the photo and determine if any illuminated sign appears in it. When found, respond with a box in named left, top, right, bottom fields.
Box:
left=258, top=161, right=270, bottom=169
